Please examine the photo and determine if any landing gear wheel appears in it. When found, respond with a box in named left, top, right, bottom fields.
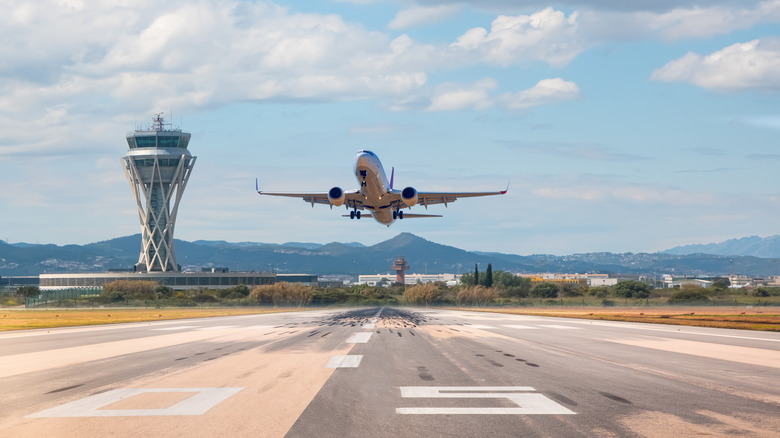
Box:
left=350, top=211, right=355, bottom=219
left=356, top=211, right=361, bottom=219
left=393, top=211, right=398, bottom=220
left=398, top=211, right=404, bottom=220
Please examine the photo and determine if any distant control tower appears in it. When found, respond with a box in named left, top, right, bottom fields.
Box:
left=391, top=256, right=410, bottom=284
left=121, top=113, right=196, bottom=272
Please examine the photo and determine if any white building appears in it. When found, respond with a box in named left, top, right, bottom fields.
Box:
left=358, top=273, right=460, bottom=286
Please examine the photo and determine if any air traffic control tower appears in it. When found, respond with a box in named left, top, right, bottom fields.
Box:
left=121, top=113, right=196, bottom=272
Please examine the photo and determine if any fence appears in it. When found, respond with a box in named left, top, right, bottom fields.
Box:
left=26, top=288, right=103, bottom=308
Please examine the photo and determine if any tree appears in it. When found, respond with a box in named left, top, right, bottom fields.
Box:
left=16, top=285, right=40, bottom=298
left=613, top=280, right=652, bottom=299
left=474, top=264, right=479, bottom=286
left=484, top=264, right=493, bottom=288
left=530, top=282, right=559, bottom=298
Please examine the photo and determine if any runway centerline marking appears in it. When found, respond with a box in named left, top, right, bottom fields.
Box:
left=397, top=386, right=575, bottom=415
left=326, top=355, right=363, bottom=368
left=502, top=325, right=538, bottom=330
left=465, top=324, right=495, bottom=329
left=27, top=388, right=243, bottom=418
left=347, top=332, right=372, bottom=343
left=539, top=325, right=580, bottom=330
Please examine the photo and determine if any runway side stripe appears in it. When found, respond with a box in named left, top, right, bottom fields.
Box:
left=153, top=326, right=200, bottom=331
left=347, top=332, right=372, bottom=343
left=326, top=355, right=363, bottom=368
left=539, top=325, right=579, bottom=330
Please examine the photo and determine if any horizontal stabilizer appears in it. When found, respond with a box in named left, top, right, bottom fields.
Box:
left=398, top=213, right=442, bottom=218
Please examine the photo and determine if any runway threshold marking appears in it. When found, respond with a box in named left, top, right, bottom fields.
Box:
left=397, top=387, right=575, bottom=415
left=326, top=355, right=363, bottom=368
left=346, top=333, right=372, bottom=343
left=363, top=323, right=376, bottom=329
left=27, top=388, right=243, bottom=418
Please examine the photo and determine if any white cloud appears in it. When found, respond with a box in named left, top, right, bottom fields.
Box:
left=427, top=78, right=496, bottom=111
left=651, top=39, right=780, bottom=91
left=451, top=8, right=584, bottom=68
left=497, top=78, right=579, bottom=110
left=389, top=5, right=461, bottom=29
left=579, top=0, right=780, bottom=41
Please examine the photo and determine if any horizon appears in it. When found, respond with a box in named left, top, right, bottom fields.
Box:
left=3, top=231, right=779, bottom=258
left=1, top=2, right=778, bottom=254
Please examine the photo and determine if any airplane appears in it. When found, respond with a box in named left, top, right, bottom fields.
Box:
left=256, top=150, right=507, bottom=227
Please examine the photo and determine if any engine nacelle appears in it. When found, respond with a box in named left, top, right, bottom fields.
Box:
left=401, top=186, right=418, bottom=207
left=328, top=187, right=346, bottom=206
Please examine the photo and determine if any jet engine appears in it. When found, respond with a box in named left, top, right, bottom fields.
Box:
left=328, top=187, right=346, bottom=206
left=401, top=187, right=418, bottom=207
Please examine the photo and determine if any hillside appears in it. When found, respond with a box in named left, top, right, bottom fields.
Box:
left=1, top=233, right=779, bottom=277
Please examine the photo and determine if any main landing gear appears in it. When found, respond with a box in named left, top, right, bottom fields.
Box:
left=350, top=210, right=361, bottom=219
left=393, top=210, right=404, bottom=220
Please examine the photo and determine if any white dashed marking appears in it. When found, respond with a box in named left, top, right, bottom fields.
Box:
left=326, top=355, right=363, bottom=368
left=397, top=386, right=575, bottom=415
left=539, top=325, right=579, bottom=330
left=363, top=323, right=376, bottom=329
left=465, top=325, right=495, bottom=329
left=27, top=388, right=243, bottom=418
left=197, top=326, right=237, bottom=330
left=503, top=325, right=539, bottom=330
left=347, top=332, right=372, bottom=343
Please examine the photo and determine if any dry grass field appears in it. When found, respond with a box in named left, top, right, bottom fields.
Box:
left=461, top=307, right=780, bottom=331
left=0, top=308, right=304, bottom=331
left=2, top=306, right=779, bottom=332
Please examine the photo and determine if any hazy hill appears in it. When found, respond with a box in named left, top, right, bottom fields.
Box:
left=1, top=233, right=779, bottom=277
left=663, top=235, right=780, bottom=258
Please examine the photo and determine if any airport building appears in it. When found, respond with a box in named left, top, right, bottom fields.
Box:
left=35, top=114, right=319, bottom=292
left=358, top=273, right=461, bottom=286
left=122, top=113, right=195, bottom=272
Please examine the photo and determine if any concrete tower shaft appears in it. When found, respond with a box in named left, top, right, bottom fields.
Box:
left=121, top=114, right=196, bottom=272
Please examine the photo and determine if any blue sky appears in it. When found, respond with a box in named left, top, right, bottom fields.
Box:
left=0, top=0, right=779, bottom=255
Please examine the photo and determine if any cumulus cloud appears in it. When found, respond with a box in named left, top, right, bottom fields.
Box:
left=650, top=39, right=780, bottom=91
left=497, top=78, right=579, bottom=110
left=426, top=78, right=496, bottom=111
left=451, top=8, right=584, bottom=68
left=389, top=4, right=461, bottom=29
left=588, top=1, right=780, bottom=41
left=533, top=182, right=716, bottom=205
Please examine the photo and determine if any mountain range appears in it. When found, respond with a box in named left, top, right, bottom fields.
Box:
left=2, top=233, right=780, bottom=278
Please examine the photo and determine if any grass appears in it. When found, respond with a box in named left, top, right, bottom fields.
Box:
left=457, top=307, right=780, bottom=331
left=0, top=308, right=306, bottom=331
left=2, top=305, right=778, bottom=332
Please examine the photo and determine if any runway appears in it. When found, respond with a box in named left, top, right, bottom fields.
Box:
left=1, top=307, right=778, bottom=437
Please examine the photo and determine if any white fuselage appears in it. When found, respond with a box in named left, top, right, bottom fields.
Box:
left=353, top=150, right=395, bottom=225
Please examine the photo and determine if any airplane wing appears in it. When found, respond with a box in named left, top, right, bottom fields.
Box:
left=383, top=185, right=508, bottom=210
left=257, top=183, right=366, bottom=209
left=414, top=189, right=507, bottom=208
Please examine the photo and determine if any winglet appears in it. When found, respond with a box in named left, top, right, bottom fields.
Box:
left=390, top=167, right=394, bottom=190
left=256, top=178, right=260, bottom=194
left=501, top=179, right=510, bottom=195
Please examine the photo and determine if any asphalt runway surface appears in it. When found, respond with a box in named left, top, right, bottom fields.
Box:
left=1, top=307, right=778, bottom=437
